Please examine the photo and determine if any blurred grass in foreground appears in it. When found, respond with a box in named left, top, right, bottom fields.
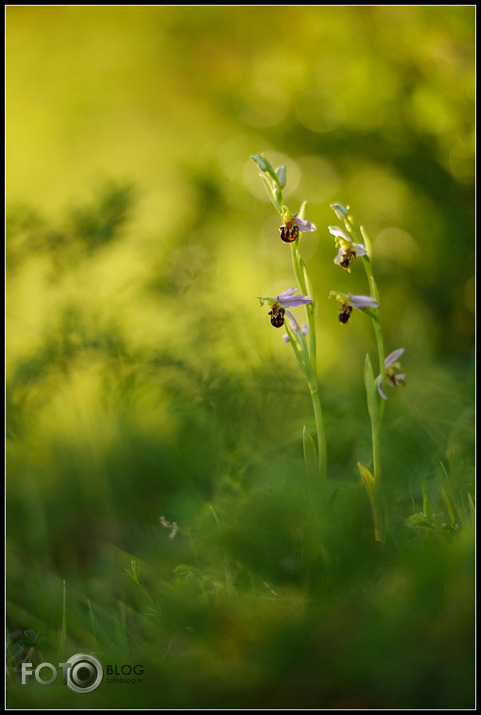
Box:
left=6, top=5, right=474, bottom=709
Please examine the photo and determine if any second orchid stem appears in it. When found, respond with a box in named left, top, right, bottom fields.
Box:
left=353, top=224, right=387, bottom=481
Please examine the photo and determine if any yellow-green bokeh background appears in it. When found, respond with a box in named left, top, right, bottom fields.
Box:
left=6, top=6, right=475, bottom=709
left=7, top=6, right=475, bottom=373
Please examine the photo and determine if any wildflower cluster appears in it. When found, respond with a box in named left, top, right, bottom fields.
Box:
left=251, top=154, right=326, bottom=485
left=328, top=201, right=406, bottom=541
left=329, top=202, right=406, bottom=402
left=251, top=156, right=406, bottom=540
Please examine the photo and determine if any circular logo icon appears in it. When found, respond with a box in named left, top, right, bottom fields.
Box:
left=64, top=653, right=103, bottom=694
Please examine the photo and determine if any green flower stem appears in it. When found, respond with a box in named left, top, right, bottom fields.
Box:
left=347, top=222, right=386, bottom=408
left=342, top=213, right=388, bottom=540
left=309, top=382, right=327, bottom=485
left=362, top=258, right=387, bottom=424
left=371, top=406, right=382, bottom=486
left=370, top=483, right=385, bottom=544
left=372, top=314, right=387, bottom=423
left=290, top=241, right=317, bottom=375
left=288, top=239, right=326, bottom=482
left=285, top=324, right=327, bottom=484
left=251, top=160, right=327, bottom=486
left=359, top=255, right=387, bottom=488
left=359, top=229, right=387, bottom=540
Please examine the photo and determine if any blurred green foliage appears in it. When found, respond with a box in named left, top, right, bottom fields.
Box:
left=6, top=6, right=474, bottom=709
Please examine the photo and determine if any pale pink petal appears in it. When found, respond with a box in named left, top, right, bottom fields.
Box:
left=385, top=348, right=405, bottom=369
left=378, top=378, right=388, bottom=400
left=349, top=294, right=380, bottom=310
left=278, top=288, right=298, bottom=299
left=328, top=226, right=352, bottom=242
left=285, top=309, right=300, bottom=331
left=353, top=242, right=367, bottom=257
left=280, top=295, right=313, bottom=307
left=295, top=217, right=317, bottom=232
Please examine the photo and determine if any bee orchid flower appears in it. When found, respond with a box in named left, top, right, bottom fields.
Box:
left=279, top=207, right=317, bottom=243
left=259, top=288, right=313, bottom=329
left=378, top=348, right=406, bottom=399
left=329, top=225, right=367, bottom=271
left=330, top=292, right=379, bottom=324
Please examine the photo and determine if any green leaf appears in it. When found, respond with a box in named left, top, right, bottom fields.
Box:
left=369, top=275, right=380, bottom=303
left=285, top=324, right=308, bottom=378
left=274, top=184, right=283, bottom=208
left=259, top=174, right=282, bottom=214
left=259, top=174, right=282, bottom=213
left=358, top=462, right=375, bottom=495
left=250, top=154, right=271, bottom=172
left=275, top=165, right=287, bottom=188
left=359, top=307, right=379, bottom=321
left=360, top=225, right=373, bottom=259
left=297, top=200, right=307, bottom=220
left=330, top=202, right=349, bottom=220
left=358, top=462, right=385, bottom=543
left=364, top=353, right=380, bottom=431
left=250, top=154, right=279, bottom=185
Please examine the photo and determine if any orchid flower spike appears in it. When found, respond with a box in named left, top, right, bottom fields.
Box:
left=258, top=288, right=313, bottom=329
left=378, top=348, right=406, bottom=400
left=279, top=206, right=317, bottom=243
left=328, top=226, right=367, bottom=272
left=329, top=292, right=379, bottom=324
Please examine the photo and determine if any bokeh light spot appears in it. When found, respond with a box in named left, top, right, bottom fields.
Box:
left=234, top=82, right=289, bottom=128
left=295, top=90, right=345, bottom=133
left=374, top=228, right=420, bottom=267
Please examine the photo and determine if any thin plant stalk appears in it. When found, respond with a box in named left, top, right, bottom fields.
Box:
left=288, top=239, right=326, bottom=483
left=334, top=207, right=390, bottom=541
left=251, top=154, right=327, bottom=487
left=286, top=321, right=327, bottom=484
left=309, top=381, right=327, bottom=484
left=345, top=217, right=387, bottom=481
left=291, top=202, right=317, bottom=375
